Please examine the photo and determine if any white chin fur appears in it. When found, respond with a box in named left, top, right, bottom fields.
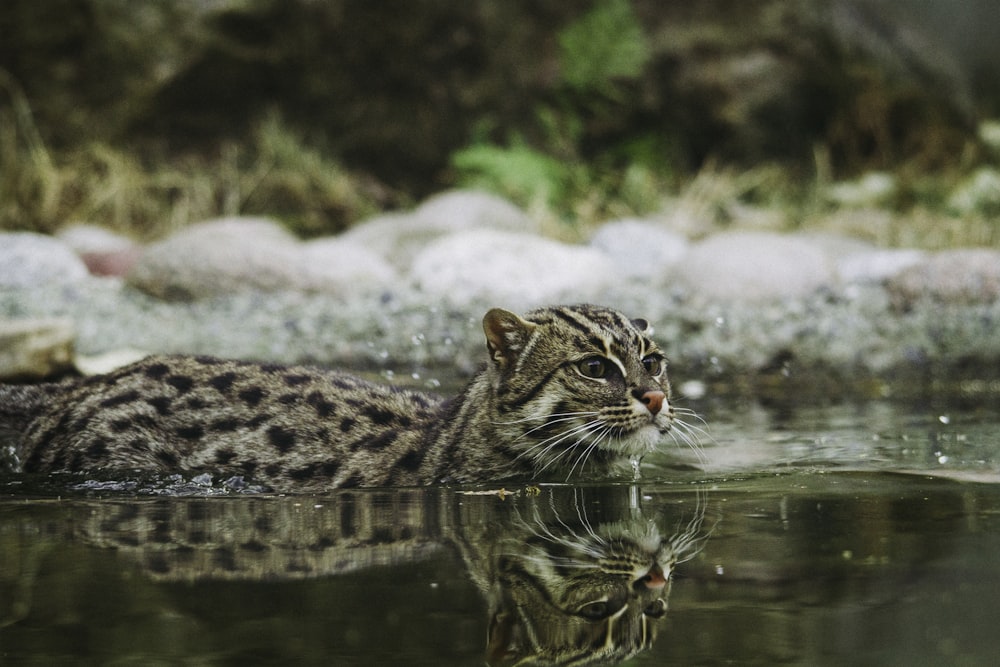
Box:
left=607, top=424, right=662, bottom=457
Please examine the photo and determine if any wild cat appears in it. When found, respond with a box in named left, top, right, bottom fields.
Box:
left=1, top=304, right=703, bottom=491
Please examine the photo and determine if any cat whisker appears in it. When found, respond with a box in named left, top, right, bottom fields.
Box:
left=491, top=410, right=597, bottom=427
left=514, top=412, right=599, bottom=442
left=516, top=419, right=604, bottom=475
left=672, top=410, right=714, bottom=443
left=564, top=425, right=611, bottom=481
left=519, top=510, right=607, bottom=560
left=667, top=417, right=709, bottom=464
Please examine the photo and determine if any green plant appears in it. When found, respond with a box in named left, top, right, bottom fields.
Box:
left=450, top=0, right=668, bottom=229
left=557, top=0, right=651, bottom=96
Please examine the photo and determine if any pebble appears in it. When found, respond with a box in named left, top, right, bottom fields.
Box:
left=589, top=218, right=688, bottom=281
left=125, top=217, right=304, bottom=300
left=669, top=231, right=835, bottom=302
left=0, top=317, right=76, bottom=381
left=887, top=248, right=1000, bottom=307
left=409, top=229, right=616, bottom=309
left=0, top=189, right=998, bottom=384
left=0, top=232, right=90, bottom=287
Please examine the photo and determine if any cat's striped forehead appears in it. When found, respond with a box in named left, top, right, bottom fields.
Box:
left=524, top=304, right=657, bottom=360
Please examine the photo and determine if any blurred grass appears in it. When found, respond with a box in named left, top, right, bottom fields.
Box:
left=0, top=84, right=386, bottom=240
left=3, top=64, right=999, bottom=249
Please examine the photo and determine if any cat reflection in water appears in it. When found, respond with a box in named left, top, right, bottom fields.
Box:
left=463, top=489, right=709, bottom=666
left=14, top=487, right=709, bottom=666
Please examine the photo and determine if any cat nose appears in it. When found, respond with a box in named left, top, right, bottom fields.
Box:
left=637, top=563, right=667, bottom=590
left=634, top=389, right=665, bottom=416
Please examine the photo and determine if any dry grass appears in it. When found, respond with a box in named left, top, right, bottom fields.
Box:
left=3, top=64, right=998, bottom=249
left=0, top=88, right=384, bottom=240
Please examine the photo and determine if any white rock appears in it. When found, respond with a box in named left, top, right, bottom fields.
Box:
left=0, top=232, right=90, bottom=287
left=74, top=348, right=150, bottom=376
left=825, top=172, right=896, bottom=208
left=409, top=229, right=616, bottom=309
left=57, top=224, right=142, bottom=277
left=887, top=248, right=1000, bottom=305
left=300, top=237, right=398, bottom=292
left=589, top=219, right=688, bottom=279
left=56, top=224, right=136, bottom=254
left=0, top=317, right=76, bottom=381
left=342, top=190, right=536, bottom=268
left=948, top=167, right=1000, bottom=215
left=126, top=217, right=305, bottom=300
left=837, top=248, right=926, bottom=284
left=670, top=231, right=835, bottom=302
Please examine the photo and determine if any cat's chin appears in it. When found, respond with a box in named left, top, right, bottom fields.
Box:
left=605, top=424, right=663, bottom=457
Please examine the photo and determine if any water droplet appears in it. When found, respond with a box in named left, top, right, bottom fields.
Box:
left=938, top=415, right=951, bottom=424
left=630, top=458, right=641, bottom=480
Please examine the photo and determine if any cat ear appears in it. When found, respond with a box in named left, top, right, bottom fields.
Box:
left=631, top=317, right=651, bottom=334
left=483, top=308, right=536, bottom=369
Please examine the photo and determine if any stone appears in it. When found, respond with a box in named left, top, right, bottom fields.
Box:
left=589, top=219, right=689, bottom=280
left=837, top=248, right=926, bottom=284
left=948, top=168, right=1000, bottom=216
left=887, top=248, right=1000, bottom=306
left=74, top=348, right=150, bottom=376
left=670, top=231, right=835, bottom=302
left=57, top=224, right=143, bottom=277
left=825, top=172, right=897, bottom=208
left=0, top=318, right=76, bottom=381
left=341, top=190, right=537, bottom=269
left=300, top=237, right=398, bottom=292
left=0, top=232, right=90, bottom=288
left=125, top=217, right=305, bottom=300
left=408, top=229, right=616, bottom=309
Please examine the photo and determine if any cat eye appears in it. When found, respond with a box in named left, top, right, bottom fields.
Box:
left=577, top=600, right=619, bottom=621
left=643, top=599, right=667, bottom=618
left=576, top=357, right=610, bottom=379
left=642, top=355, right=664, bottom=376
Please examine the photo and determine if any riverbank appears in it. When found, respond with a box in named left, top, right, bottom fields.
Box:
left=2, top=190, right=999, bottom=401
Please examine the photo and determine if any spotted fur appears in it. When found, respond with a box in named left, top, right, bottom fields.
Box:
left=1, top=305, right=683, bottom=491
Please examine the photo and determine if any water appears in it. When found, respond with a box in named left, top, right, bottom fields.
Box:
left=2, top=398, right=1000, bottom=666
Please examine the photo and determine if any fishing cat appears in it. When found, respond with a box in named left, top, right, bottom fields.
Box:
left=0, top=304, right=682, bottom=491
left=0, top=486, right=709, bottom=665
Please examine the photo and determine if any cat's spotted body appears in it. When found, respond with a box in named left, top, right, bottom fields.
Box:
left=0, top=304, right=677, bottom=491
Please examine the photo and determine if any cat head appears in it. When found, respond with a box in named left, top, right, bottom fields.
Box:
left=483, top=497, right=706, bottom=666
left=483, top=304, right=673, bottom=477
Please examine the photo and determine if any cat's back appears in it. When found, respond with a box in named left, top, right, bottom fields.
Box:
left=17, top=355, right=445, bottom=487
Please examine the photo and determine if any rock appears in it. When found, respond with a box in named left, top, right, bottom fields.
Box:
left=948, top=167, right=1000, bottom=216
left=589, top=219, right=688, bottom=280
left=57, top=224, right=143, bottom=277
left=300, top=237, right=398, bottom=292
left=74, top=348, right=150, bottom=376
left=887, top=248, right=1000, bottom=307
left=341, top=190, right=537, bottom=269
left=125, top=217, right=305, bottom=300
left=0, top=318, right=76, bottom=381
left=670, top=231, right=835, bottom=302
left=0, top=232, right=90, bottom=288
left=408, top=229, right=616, bottom=309
left=837, top=248, right=926, bottom=284
left=825, top=172, right=897, bottom=208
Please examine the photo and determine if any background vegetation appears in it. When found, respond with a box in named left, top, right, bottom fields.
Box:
left=2, top=0, right=999, bottom=245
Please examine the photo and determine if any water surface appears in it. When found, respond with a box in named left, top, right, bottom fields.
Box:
left=2, top=399, right=999, bottom=666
